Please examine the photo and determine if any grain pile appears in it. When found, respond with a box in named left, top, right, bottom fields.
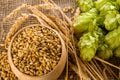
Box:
left=0, top=52, right=18, bottom=80
left=11, top=25, right=61, bottom=76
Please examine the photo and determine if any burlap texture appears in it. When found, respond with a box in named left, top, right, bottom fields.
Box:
left=0, top=0, right=77, bottom=79
left=0, top=0, right=76, bottom=44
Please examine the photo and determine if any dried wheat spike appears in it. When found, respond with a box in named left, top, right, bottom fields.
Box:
left=28, top=6, right=60, bottom=31
left=0, top=44, right=5, bottom=47
left=2, top=4, right=28, bottom=23
left=42, top=0, right=49, bottom=3
left=5, top=14, right=29, bottom=48
left=34, top=3, right=57, bottom=9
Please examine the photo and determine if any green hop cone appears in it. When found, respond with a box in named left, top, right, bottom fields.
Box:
left=73, top=8, right=98, bottom=35
left=116, top=0, right=120, bottom=6
left=76, top=0, right=93, bottom=12
left=117, top=14, right=120, bottom=25
left=100, top=2, right=119, bottom=16
left=78, top=31, right=99, bottom=61
left=80, top=47, right=95, bottom=61
left=94, top=0, right=110, bottom=10
left=95, top=1, right=119, bottom=26
left=104, top=10, right=119, bottom=31
left=97, top=44, right=113, bottom=60
left=105, top=27, right=120, bottom=49
left=114, top=46, right=120, bottom=57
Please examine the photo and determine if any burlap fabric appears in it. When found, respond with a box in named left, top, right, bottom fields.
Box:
left=0, top=0, right=77, bottom=79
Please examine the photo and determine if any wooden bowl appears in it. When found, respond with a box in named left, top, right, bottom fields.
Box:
left=8, top=24, right=67, bottom=80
